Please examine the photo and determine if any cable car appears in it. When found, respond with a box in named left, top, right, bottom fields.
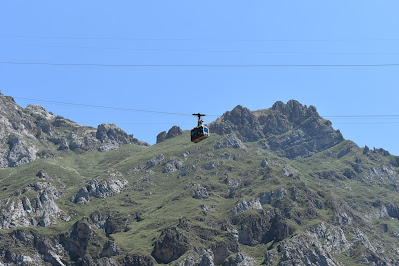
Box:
left=191, top=113, right=209, bottom=143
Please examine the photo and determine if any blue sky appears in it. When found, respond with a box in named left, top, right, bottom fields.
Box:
left=1, top=1, right=398, bottom=155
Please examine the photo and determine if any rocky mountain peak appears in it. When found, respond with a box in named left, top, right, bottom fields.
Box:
left=156, top=126, right=183, bottom=143
left=209, top=100, right=344, bottom=159
left=24, top=104, right=55, bottom=120
left=0, top=93, right=148, bottom=168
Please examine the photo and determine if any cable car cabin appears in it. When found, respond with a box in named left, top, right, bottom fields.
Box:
left=191, top=126, right=209, bottom=143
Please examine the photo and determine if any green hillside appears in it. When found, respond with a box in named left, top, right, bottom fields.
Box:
left=1, top=129, right=399, bottom=265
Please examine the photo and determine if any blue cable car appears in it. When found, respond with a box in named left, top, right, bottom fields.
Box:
left=191, top=113, right=209, bottom=143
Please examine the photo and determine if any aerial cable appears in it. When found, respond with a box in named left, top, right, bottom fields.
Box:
left=13, top=96, right=221, bottom=117
left=1, top=61, right=399, bottom=68
left=12, top=96, right=399, bottom=120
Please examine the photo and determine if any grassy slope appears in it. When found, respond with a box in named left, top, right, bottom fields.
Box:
left=1, top=132, right=399, bottom=264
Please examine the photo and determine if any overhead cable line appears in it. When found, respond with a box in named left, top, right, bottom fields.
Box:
left=5, top=43, right=399, bottom=55
left=334, top=122, right=399, bottom=125
left=1, top=61, right=399, bottom=68
left=13, top=96, right=220, bottom=117
left=14, top=96, right=399, bottom=120
left=324, top=115, right=399, bottom=118
left=1, top=34, right=399, bottom=42
left=0, top=35, right=191, bottom=41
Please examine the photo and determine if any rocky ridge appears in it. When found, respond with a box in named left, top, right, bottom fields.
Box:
left=1, top=97, right=399, bottom=265
left=0, top=92, right=148, bottom=168
left=209, top=101, right=344, bottom=159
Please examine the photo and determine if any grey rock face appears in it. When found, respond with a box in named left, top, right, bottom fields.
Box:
left=231, top=189, right=286, bottom=215
left=96, top=123, right=132, bottom=144
left=231, top=198, right=262, bottom=215
left=274, top=223, right=349, bottom=266
left=87, top=177, right=128, bottom=198
left=261, top=117, right=344, bottom=159
left=214, top=134, right=245, bottom=150
left=152, top=228, right=192, bottom=264
left=364, top=164, right=399, bottom=184
left=97, top=123, right=148, bottom=151
left=209, top=101, right=344, bottom=159
left=233, top=210, right=293, bottom=246
left=6, top=135, right=38, bottom=167
left=259, top=188, right=287, bottom=205
left=25, top=104, right=56, bottom=120
left=0, top=182, right=66, bottom=229
left=121, top=254, right=155, bottom=265
left=166, top=126, right=183, bottom=139
left=163, top=159, right=184, bottom=173
left=156, top=126, right=183, bottom=143
left=71, top=187, right=90, bottom=204
left=260, top=158, right=269, bottom=167
left=156, top=131, right=167, bottom=143
left=0, top=93, right=149, bottom=168
left=209, top=105, right=264, bottom=142
left=192, top=186, right=209, bottom=199
left=263, top=223, right=386, bottom=266
left=223, top=252, right=256, bottom=266
left=36, top=170, right=48, bottom=179
left=147, top=154, right=165, bottom=169
left=71, top=171, right=128, bottom=203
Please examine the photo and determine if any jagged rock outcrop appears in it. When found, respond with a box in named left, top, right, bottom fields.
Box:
left=97, top=123, right=148, bottom=151
left=70, top=172, right=128, bottom=204
left=0, top=92, right=148, bottom=168
left=147, top=154, right=165, bottom=169
left=156, top=126, right=183, bottom=143
left=209, top=101, right=344, bottom=159
left=0, top=182, right=68, bottom=229
left=223, top=252, right=256, bottom=266
left=162, top=159, right=184, bottom=173
left=214, top=134, right=246, bottom=150
left=231, top=188, right=286, bottom=215
left=121, top=254, right=155, bottom=265
left=152, top=227, right=192, bottom=264
left=232, top=210, right=294, bottom=246
left=192, top=186, right=210, bottom=199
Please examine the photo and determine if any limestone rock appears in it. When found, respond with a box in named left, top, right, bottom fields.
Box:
left=209, top=101, right=344, bottom=159
left=259, top=188, right=287, bottom=205
left=275, top=223, right=349, bottom=266
left=0, top=182, right=65, bottom=229
left=162, top=159, right=184, bottom=173
left=36, top=170, right=48, bottom=179
left=214, top=134, right=245, bottom=150
left=192, top=186, right=209, bottom=199
left=147, top=154, right=165, bottom=169
left=152, top=228, right=192, bottom=264
left=25, top=104, right=56, bottom=120
left=156, top=126, right=183, bottom=143
left=0, top=93, right=148, bottom=168
left=231, top=198, right=262, bottom=215
left=7, top=135, right=38, bottom=167
left=260, top=158, right=269, bottom=167
left=166, top=126, right=183, bottom=139
left=121, top=254, right=155, bottom=265
left=222, top=252, right=256, bottom=266
left=96, top=123, right=133, bottom=144
left=70, top=172, right=128, bottom=204
left=156, top=131, right=167, bottom=143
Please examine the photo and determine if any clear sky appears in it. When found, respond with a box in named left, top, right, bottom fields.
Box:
left=1, top=1, right=398, bottom=155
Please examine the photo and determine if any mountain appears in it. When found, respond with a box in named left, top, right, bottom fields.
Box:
left=0, top=93, right=148, bottom=168
left=1, top=95, right=399, bottom=265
